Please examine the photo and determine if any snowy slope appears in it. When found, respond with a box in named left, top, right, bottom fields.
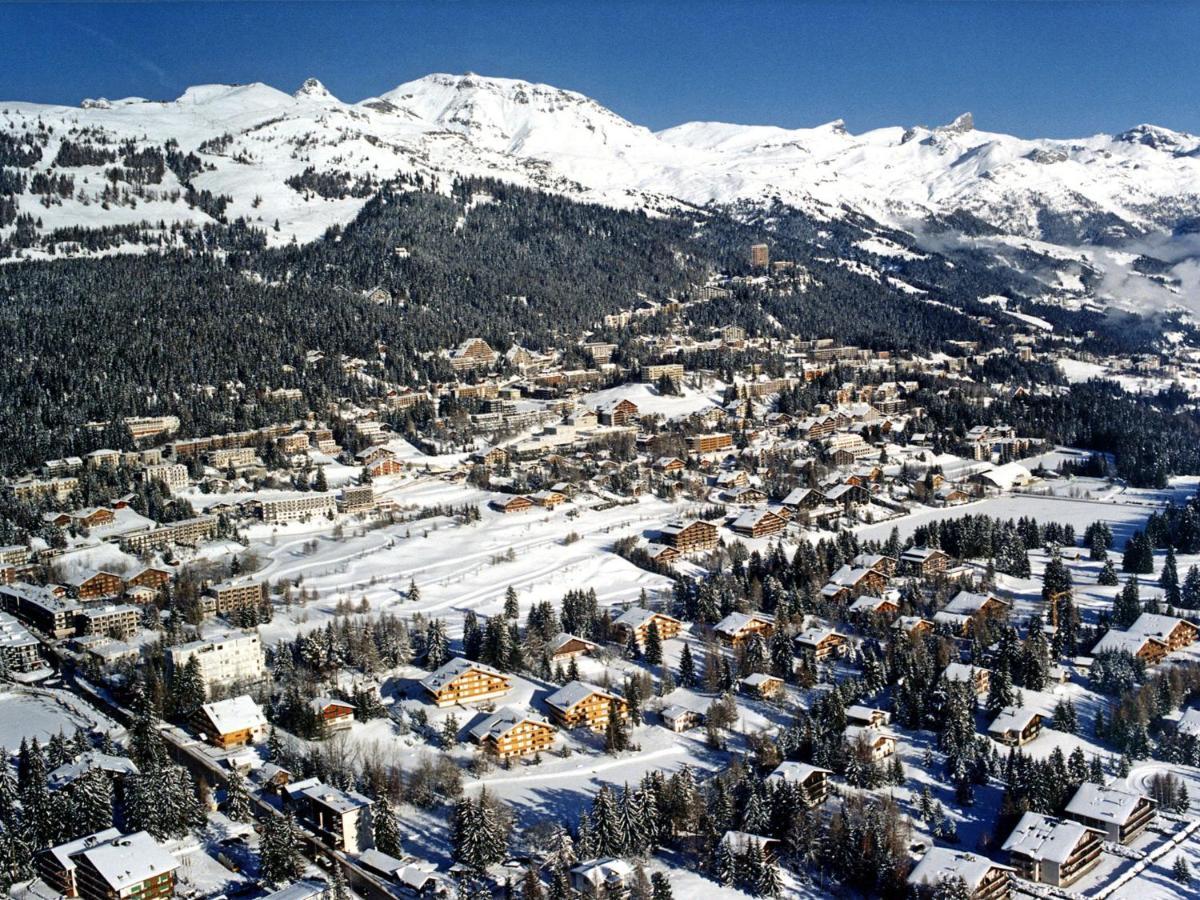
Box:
left=3, top=71, right=1200, bottom=307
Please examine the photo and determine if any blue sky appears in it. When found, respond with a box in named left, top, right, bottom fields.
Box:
left=2, top=1, right=1197, bottom=137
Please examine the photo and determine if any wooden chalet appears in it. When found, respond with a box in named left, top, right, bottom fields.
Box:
left=740, top=672, right=784, bottom=700
left=545, top=681, right=629, bottom=731
left=420, top=657, right=512, bottom=707
left=713, top=610, right=775, bottom=647
left=766, top=762, right=831, bottom=808
left=470, top=706, right=557, bottom=758
left=1002, top=812, right=1103, bottom=887
left=795, top=626, right=850, bottom=661
left=548, top=633, right=599, bottom=662
left=900, top=546, right=950, bottom=577
left=196, top=695, right=268, bottom=749
left=907, top=848, right=1012, bottom=900
left=729, top=507, right=787, bottom=538
left=659, top=519, right=718, bottom=553
left=310, top=697, right=356, bottom=733
left=490, top=494, right=534, bottom=514
left=988, top=707, right=1043, bottom=747
left=611, top=607, right=685, bottom=644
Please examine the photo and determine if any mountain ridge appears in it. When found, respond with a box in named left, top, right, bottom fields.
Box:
left=2, top=71, right=1199, bottom=312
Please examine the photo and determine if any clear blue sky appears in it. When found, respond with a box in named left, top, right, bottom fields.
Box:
left=2, top=1, right=1197, bottom=137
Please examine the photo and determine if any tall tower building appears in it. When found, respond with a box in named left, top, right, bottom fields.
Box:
left=750, top=243, right=769, bottom=268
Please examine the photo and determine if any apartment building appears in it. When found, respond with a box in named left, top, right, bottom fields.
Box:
left=121, top=516, right=217, bottom=553
left=75, top=604, right=140, bottom=640
left=257, top=494, right=337, bottom=524
left=907, top=849, right=1012, bottom=900
left=208, top=447, right=257, bottom=470
left=0, top=583, right=81, bottom=638
left=209, top=579, right=268, bottom=616
left=144, top=464, right=189, bottom=495
left=612, top=607, right=685, bottom=645
left=66, top=571, right=125, bottom=601
left=1064, top=784, right=1156, bottom=845
left=658, top=519, right=718, bottom=553
left=686, top=432, right=733, bottom=454
left=39, top=829, right=178, bottom=900
left=166, top=631, right=266, bottom=697
left=766, top=762, right=832, bottom=808
left=1002, top=812, right=1103, bottom=887
left=0, top=610, right=44, bottom=675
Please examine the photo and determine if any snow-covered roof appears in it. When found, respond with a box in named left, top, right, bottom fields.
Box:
left=262, top=880, right=330, bottom=900
left=571, top=858, right=633, bottom=888
left=419, top=656, right=506, bottom=691
left=1064, top=783, right=1150, bottom=826
left=546, top=680, right=620, bottom=712
left=942, top=662, right=987, bottom=683
left=1092, top=629, right=1165, bottom=656
left=1002, top=812, right=1096, bottom=864
left=612, top=606, right=678, bottom=628
left=1127, top=613, right=1195, bottom=641
left=469, top=706, right=552, bottom=742
left=301, top=783, right=371, bottom=815
left=548, top=632, right=597, bottom=653
left=766, top=761, right=830, bottom=784
left=740, top=672, right=781, bottom=688
left=1178, top=707, right=1200, bottom=737
left=71, top=830, right=179, bottom=891
left=942, top=590, right=1005, bottom=616
left=200, top=695, right=267, bottom=735
left=907, top=848, right=1011, bottom=892
left=48, top=752, right=139, bottom=790
left=309, top=696, right=355, bottom=713
left=988, top=706, right=1041, bottom=736
left=714, top=610, right=774, bottom=635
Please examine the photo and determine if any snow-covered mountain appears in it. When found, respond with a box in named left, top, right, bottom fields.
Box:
left=3, top=72, right=1200, bottom=309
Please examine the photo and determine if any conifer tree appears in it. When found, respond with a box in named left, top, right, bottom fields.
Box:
left=259, top=812, right=305, bottom=885
left=373, top=797, right=403, bottom=857
left=224, top=768, right=253, bottom=822
left=678, top=643, right=696, bottom=688
left=1160, top=545, right=1181, bottom=607
left=1114, top=577, right=1142, bottom=627
left=1097, top=558, right=1120, bottom=586
left=644, top=622, right=663, bottom=665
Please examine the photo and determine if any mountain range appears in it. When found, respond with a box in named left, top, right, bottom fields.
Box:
left=3, top=72, right=1200, bottom=313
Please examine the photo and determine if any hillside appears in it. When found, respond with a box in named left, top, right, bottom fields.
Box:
left=2, top=72, right=1199, bottom=314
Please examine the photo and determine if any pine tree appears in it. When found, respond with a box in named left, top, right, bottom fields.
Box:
left=644, top=622, right=663, bottom=665
left=1161, top=545, right=1181, bottom=607
left=224, top=768, right=253, bottom=822
left=1114, top=577, right=1142, bottom=627
left=503, top=586, right=519, bottom=619
left=1097, top=559, right=1120, bottom=586
left=714, top=839, right=736, bottom=886
left=408, top=578, right=421, bottom=604
left=425, top=619, right=450, bottom=669
left=172, top=655, right=206, bottom=719
left=678, top=643, right=696, bottom=687
left=521, top=862, right=546, bottom=900
left=373, top=797, right=403, bottom=857
left=650, top=871, right=673, bottom=900
left=259, top=812, right=305, bottom=885
left=986, top=667, right=1014, bottom=717
left=1172, top=855, right=1192, bottom=885
left=755, top=861, right=781, bottom=898
left=1182, top=565, right=1200, bottom=609
left=71, top=767, right=114, bottom=835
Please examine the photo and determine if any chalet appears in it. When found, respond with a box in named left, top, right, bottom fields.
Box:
left=715, top=469, right=751, bottom=489
left=782, top=487, right=825, bottom=510
left=367, top=456, right=405, bottom=478
left=729, top=507, right=787, bottom=538
left=547, top=633, right=599, bottom=662
left=935, top=484, right=972, bottom=505
left=38, top=829, right=178, bottom=900
left=1064, top=783, right=1156, bottom=844
left=654, top=457, right=685, bottom=474
left=892, top=619, right=936, bottom=638
left=420, top=658, right=512, bottom=708
left=612, top=607, right=685, bottom=644
left=355, top=445, right=396, bottom=467
left=844, top=724, right=897, bottom=760
left=740, top=672, right=784, bottom=700
left=988, top=707, right=1043, bottom=747
left=310, top=697, right=355, bottom=733
left=724, top=485, right=767, bottom=505
left=528, top=489, right=568, bottom=509
left=449, top=337, right=497, bottom=371
left=849, top=592, right=901, bottom=618
left=900, top=547, right=950, bottom=577
left=597, top=398, right=639, bottom=427
left=645, top=543, right=680, bottom=566
left=935, top=590, right=1010, bottom=634
left=766, top=762, right=831, bottom=807
left=827, top=563, right=889, bottom=595
left=825, top=482, right=870, bottom=507
left=713, top=610, right=775, bottom=647
left=66, top=571, right=124, bottom=601
left=659, top=519, right=718, bottom=553
left=661, top=705, right=704, bottom=733
left=720, top=831, right=783, bottom=863
left=852, top=552, right=897, bottom=577
left=469, top=706, right=557, bottom=759
left=795, top=626, right=850, bottom=661
left=545, top=681, right=629, bottom=731
left=490, top=494, right=534, bottom=514
left=1126, top=612, right=1198, bottom=651
left=570, top=858, right=633, bottom=897
left=125, top=567, right=170, bottom=595
left=1091, top=629, right=1170, bottom=666
left=845, top=705, right=891, bottom=728
left=1002, top=812, right=1103, bottom=887
left=907, top=848, right=1013, bottom=900
left=196, top=695, right=268, bottom=749
left=943, top=662, right=990, bottom=696
left=47, top=752, right=139, bottom=793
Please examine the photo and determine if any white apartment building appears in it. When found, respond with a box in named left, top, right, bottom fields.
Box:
left=144, top=464, right=189, bottom=495
left=166, top=630, right=265, bottom=696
